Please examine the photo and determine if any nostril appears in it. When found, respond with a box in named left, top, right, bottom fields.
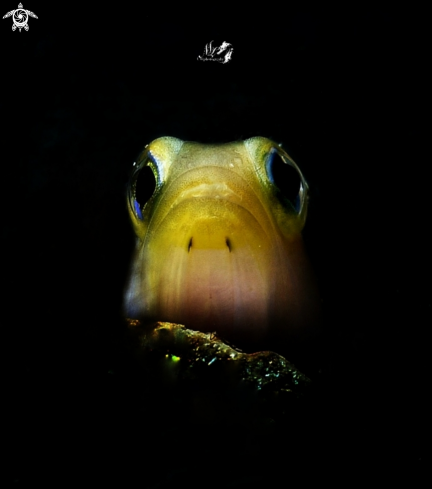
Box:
left=186, top=235, right=233, bottom=252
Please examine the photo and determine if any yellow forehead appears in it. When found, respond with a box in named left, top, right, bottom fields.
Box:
left=145, top=136, right=277, bottom=186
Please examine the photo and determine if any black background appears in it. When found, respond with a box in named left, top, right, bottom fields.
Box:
left=2, top=5, right=428, bottom=487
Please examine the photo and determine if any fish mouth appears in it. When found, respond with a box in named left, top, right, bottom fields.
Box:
left=141, top=198, right=278, bottom=342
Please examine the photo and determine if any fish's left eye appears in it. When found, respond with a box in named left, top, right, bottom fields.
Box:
left=129, top=157, right=158, bottom=220
left=266, top=148, right=303, bottom=212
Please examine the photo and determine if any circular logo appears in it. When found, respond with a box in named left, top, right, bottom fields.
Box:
left=13, top=8, right=27, bottom=28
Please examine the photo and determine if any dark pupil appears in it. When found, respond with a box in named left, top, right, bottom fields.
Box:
left=271, top=152, right=301, bottom=211
left=134, top=164, right=157, bottom=214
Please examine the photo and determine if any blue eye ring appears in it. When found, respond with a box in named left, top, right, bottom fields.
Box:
left=133, top=199, right=143, bottom=220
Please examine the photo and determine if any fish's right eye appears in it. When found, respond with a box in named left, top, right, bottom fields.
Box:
left=267, top=149, right=302, bottom=213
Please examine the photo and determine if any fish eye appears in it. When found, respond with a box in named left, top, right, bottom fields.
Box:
left=129, top=156, right=158, bottom=220
left=266, top=148, right=303, bottom=213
